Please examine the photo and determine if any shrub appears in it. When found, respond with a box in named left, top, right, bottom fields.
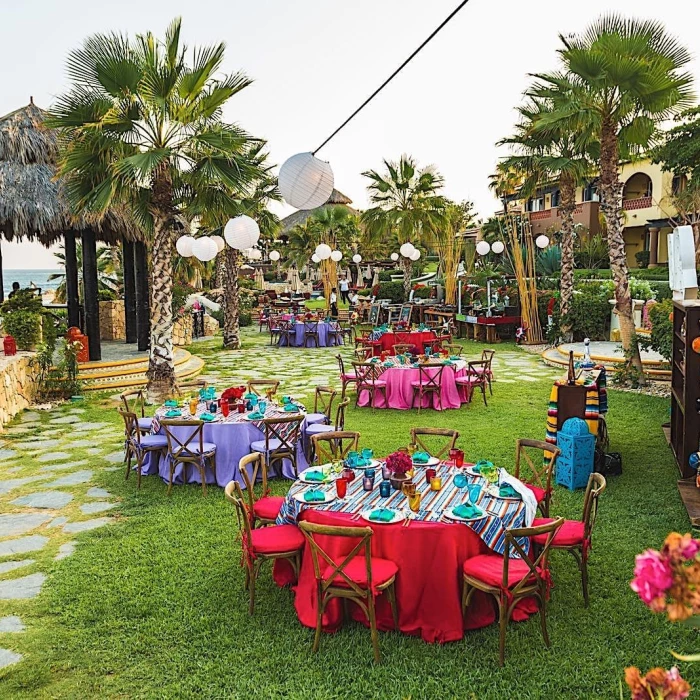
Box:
left=0, top=290, right=43, bottom=350
left=412, top=285, right=432, bottom=299
left=240, top=312, right=252, bottom=327
left=635, top=250, right=650, bottom=268
left=642, top=299, right=673, bottom=362
left=357, top=289, right=371, bottom=297
left=574, top=233, right=610, bottom=269
left=562, top=282, right=611, bottom=341
left=98, top=289, right=117, bottom=301
left=172, top=283, right=194, bottom=318
left=378, top=270, right=400, bottom=282
left=375, top=281, right=404, bottom=304
left=649, top=282, right=672, bottom=301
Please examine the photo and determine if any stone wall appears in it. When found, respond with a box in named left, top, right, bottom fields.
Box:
left=203, top=314, right=219, bottom=337
left=173, top=315, right=192, bottom=346
left=0, top=353, right=39, bottom=431
left=99, top=300, right=126, bottom=341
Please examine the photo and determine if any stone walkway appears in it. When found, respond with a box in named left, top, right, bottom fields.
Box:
left=0, top=327, right=559, bottom=670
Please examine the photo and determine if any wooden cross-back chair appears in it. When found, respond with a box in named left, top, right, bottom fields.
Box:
left=442, top=343, right=464, bottom=357
left=173, top=379, right=207, bottom=397
left=533, top=472, right=607, bottom=607
left=462, top=517, right=564, bottom=666
left=224, top=481, right=303, bottom=615
left=480, top=349, right=496, bottom=394
left=312, top=386, right=337, bottom=423
left=455, top=360, right=489, bottom=406
left=247, top=379, right=281, bottom=397
left=311, top=431, right=360, bottom=465
left=352, top=362, right=387, bottom=409
left=298, top=521, right=398, bottom=663
left=304, top=321, right=320, bottom=348
left=160, top=419, right=217, bottom=496
left=392, top=343, right=413, bottom=356
left=118, top=409, right=168, bottom=488
left=237, top=453, right=284, bottom=527
left=410, top=427, right=459, bottom=459
left=120, top=389, right=152, bottom=435
left=514, top=438, right=560, bottom=517
left=354, top=346, right=373, bottom=362
left=252, top=415, right=304, bottom=477
left=336, top=354, right=358, bottom=398
left=411, top=363, right=448, bottom=411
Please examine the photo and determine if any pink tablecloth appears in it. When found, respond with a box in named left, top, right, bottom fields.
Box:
left=357, top=359, right=468, bottom=410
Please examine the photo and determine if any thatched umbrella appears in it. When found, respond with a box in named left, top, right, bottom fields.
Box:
left=279, top=189, right=356, bottom=235
left=0, top=100, right=142, bottom=360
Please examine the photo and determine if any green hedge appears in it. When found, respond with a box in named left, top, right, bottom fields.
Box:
left=375, top=281, right=404, bottom=304
left=643, top=299, right=672, bottom=362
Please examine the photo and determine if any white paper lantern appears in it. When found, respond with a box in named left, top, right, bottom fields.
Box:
left=311, top=254, right=320, bottom=263
left=330, top=250, right=343, bottom=262
left=476, top=240, right=491, bottom=256
left=400, top=242, right=415, bottom=258
left=192, top=237, right=218, bottom=262
left=211, top=235, right=225, bottom=253
left=269, top=250, right=281, bottom=262
left=224, top=215, right=260, bottom=250
left=176, top=235, right=195, bottom=257
left=535, top=235, right=550, bottom=249
left=491, top=240, right=505, bottom=255
left=247, top=248, right=262, bottom=260
left=352, top=254, right=362, bottom=264
left=390, top=252, right=399, bottom=261
left=410, top=249, right=421, bottom=261
left=315, top=243, right=332, bottom=260
left=278, top=152, right=334, bottom=210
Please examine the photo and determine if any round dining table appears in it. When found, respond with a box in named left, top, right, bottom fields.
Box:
left=273, top=463, right=536, bottom=643
left=144, top=404, right=310, bottom=487
left=357, top=357, right=469, bottom=410
left=372, top=329, right=439, bottom=356
left=278, top=321, right=343, bottom=348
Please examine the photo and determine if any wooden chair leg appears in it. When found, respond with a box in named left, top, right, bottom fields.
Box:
left=367, top=595, right=381, bottom=663
left=248, top=562, right=257, bottom=615
left=136, top=450, right=144, bottom=489
left=581, top=549, right=590, bottom=608
left=539, top=591, right=550, bottom=647
left=498, top=595, right=508, bottom=667
left=481, top=384, right=488, bottom=407
left=125, top=448, right=132, bottom=481
left=312, top=584, right=323, bottom=653
left=386, top=582, right=399, bottom=631
left=167, top=460, right=175, bottom=496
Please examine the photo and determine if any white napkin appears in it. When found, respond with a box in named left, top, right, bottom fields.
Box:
left=498, top=468, right=538, bottom=526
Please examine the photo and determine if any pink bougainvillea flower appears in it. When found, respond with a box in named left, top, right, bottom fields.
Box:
left=630, top=549, right=674, bottom=607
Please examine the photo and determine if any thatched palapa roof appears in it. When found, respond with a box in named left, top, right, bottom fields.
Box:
left=279, top=188, right=357, bottom=234
left=0, top=100, right=139, bottom=245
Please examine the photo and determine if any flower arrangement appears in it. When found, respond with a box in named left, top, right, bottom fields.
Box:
left=384, top=451, right=412, bottom=476
left=624, top=666, right=690, bottom=700
left=221, top=386, right=246, bottom=403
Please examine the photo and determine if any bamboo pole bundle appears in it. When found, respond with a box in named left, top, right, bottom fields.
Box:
left=504, top=215, right=542, bottom=343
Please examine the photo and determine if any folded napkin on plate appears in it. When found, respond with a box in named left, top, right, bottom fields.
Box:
left=498, top=484, right=521, bottom=499
left=449, top=356, right=461, bottom=361
left=369, top=508, right=394, bottom=522
left=165, top=409, right=181, bottom=418
left=498, top=468, right=538, bottom=525
left=304, top=489, right=325, bottom=503
left=370, top=357, right=379, bottom=363
left=472, top=460, right=494, bottom=474
left=164, top=400, right=178, bottom=408
left=452, top=503, right=483, bottom=519
left=304, top=470, right=326, bottom=482
left=283, top=404, right=298, bottom=412
left=412, top=451, right=430, bottom=464
left=442, top=360, right=455, bottom=366
left=248, top=411, right=264, bottom=420
left=200, top=413, right=216, bottom=422
left=383, top=362, right=393, bottom=367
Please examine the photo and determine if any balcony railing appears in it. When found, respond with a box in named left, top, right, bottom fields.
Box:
left=623, top=196, right=652, bottom=210
left=529, top=210, right=552, bottom=221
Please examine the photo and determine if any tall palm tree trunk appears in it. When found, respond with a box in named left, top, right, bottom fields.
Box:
left=223, top=246, right=241, bottom=349
left=400, top=256, right=413, bottom=301
left=599, top=119, right=644, bottom=382
left=558, top=174, right=576, bottom=342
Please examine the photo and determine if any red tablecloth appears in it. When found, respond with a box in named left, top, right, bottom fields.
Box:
left=273, top=509, right=537, bottom=644
left=373, top=330, right=440, bottom=356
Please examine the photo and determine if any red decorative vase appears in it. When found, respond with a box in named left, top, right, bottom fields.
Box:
left=3, top=335, right=16, bottom=356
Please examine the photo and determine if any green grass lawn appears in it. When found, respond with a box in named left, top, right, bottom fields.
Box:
left=0, top=329, right=696, bottom=699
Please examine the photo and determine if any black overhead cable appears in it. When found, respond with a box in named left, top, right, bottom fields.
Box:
left=312, top=0, right=472, bottom=155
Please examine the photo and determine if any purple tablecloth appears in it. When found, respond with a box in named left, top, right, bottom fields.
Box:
left=279, top=322, right=342, bottom=348
left=357, top=359, right=468, bottom=410
left=143, top=408, right=310, bottom=487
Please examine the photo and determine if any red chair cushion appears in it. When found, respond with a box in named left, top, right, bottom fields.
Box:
left=253, top=496, right=284, bottom=522
left=342, top=373, right=357, bottom=381
left=455, top=376, right=481, bottom=385
left=526, top=484, right=548, bottom=503
left=531, top=518, right=585, bottom=547
left=359, top=380, right=387, bottom=388
left=322, top=555, right=398, bottom=589
left=249, top=524, right=304, bottom=554
left=462, top=553, right=540, bottom=589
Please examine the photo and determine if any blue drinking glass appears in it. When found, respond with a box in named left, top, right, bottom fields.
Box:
left=468, top=484, right=482, bottom=505
left=379, top=480, right=391, bottom=498
left=365, top=468, right=376, bottom=481
left=454, top=473, right=468, bottom=489
left=361, top=448, right=373, bottom=461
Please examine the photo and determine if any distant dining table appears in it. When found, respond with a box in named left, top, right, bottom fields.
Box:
left=357, top=356, right=469, bottom=410
left=144, top=403, right=310, bottom=487
left=371, top=329, right=440, bottom=356
left=273, top=462, right=535, bottom=643
left=278, top=321, right=343, bottom=348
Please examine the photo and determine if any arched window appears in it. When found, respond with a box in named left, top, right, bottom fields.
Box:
left=623, top=172, right=653, bottom=201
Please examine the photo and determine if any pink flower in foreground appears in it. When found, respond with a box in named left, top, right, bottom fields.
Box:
left=630, top=549, right=674, bottom=608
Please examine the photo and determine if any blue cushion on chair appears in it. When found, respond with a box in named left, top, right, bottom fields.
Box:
left=305, top=412, right=327, bottom=425
left=305, top=424, right=334, bottom=435
left=177, top=442, right=217, bottom=455
left=138, top=435, right=168, bottom=449
left=138, top=417, right=153, bottom=431
left=251, top=439, right=283, bottom=453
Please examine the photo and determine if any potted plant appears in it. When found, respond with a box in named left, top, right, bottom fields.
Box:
left=0, top=290, right=43, bottom=350
left=385, top=451, right=412, bottom=490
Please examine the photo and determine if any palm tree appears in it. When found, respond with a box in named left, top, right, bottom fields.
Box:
left=49, top=243, right=119, bottom=302
left=488, top=162, right=523, bottom=217
left=530, top=15, right=694, bottom=378
left=49, top=18, right=264, bottom=400
left=362, top=155, right=445, bottom=300
left=499, top=98, right=593, bottom=340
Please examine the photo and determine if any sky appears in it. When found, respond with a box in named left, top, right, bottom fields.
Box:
left=1, top=0, right=699, bottom=268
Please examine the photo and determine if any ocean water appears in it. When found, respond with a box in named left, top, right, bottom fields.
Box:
left=2, top=270, right=61, bottom=298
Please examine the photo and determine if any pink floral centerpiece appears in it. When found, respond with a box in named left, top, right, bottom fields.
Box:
left=385, top=451, right=412, bottom=490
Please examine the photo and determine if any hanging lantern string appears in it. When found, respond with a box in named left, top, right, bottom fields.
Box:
left=312, top=0, right=471, bottom=155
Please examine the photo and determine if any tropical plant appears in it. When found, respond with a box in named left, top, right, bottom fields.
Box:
left=537, top=245, right=562, bottom=276
left=0, top=290, right=44, bottom=350
left=48, top=242, right=120, bottom=302
left=49, top=18, right=265, bottom=400
left=530, top=15, right=694, bottom=383
left=575, top=231, right=610, bottom=270
left=487, top=162, right=523, bottom=216
left=361, top=155, right=446, bottom=300
left=640, top=299, right=673, bottom=362
left=498, top=97, right=593, bottom=340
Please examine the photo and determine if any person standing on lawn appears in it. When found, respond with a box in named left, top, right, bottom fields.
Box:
left=339, top=276, right=350, bottom=304
left=330, top=288, right=339, bottom=319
